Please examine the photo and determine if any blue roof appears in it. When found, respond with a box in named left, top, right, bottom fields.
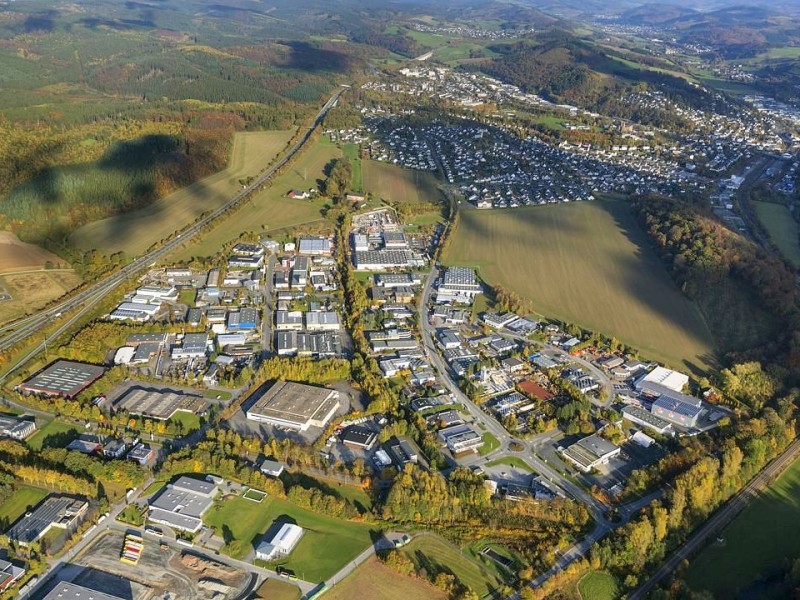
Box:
left=653, top=396, right=702, bottom=418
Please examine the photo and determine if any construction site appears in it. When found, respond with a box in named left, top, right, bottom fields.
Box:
left=35, top=531, right=253, bottom=600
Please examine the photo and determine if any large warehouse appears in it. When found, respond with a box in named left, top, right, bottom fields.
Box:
left=246, top=380, right=340, bottom=431
left=114, top=386, right=209, bottom=421
left=17, top=360, right=106, bottom=398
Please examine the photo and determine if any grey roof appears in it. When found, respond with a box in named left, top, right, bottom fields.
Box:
left=7, top=496, right=88, bottom=544
left=576, top=434, right=619, bottom=459
left=653, top=396, right=702, bottom=419
left=18, top=360, right=105, bottom=397
left=42, top=582, right=124, bottom=600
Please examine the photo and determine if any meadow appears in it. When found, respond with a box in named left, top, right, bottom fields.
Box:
left=400, top=535, right=505, bottom=597
left=362, top=160, right=442, bottom=204
left=0, top=485, right=49, bottom=528
left=324, top=556, right=446, bottom=600
left=167, top=135, right=339, bottom=261
left=577, top=571, right=619, bottom=600
left=444, top=201, right=718, bottom=371
left=0, top=270, right=83, bottom=325
left=684, top=455, right=800, bottom=598
left=26, top=419, right=79, bottom=451
left=203, top=494, right=375, bottom=582
left=71, top=130, right=295, bottom=256
left=753, top=201, right=800, bottom=266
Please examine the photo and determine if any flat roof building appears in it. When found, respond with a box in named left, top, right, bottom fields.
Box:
left=17, top=360, right=106, bottom=398
left=562, top=434, right=621, bottom=473
left=246, top=380, right=340, bottom=432
left=255, top=523, right=303, bottom=561
left=622, top=405, right=673, bottom=435
left=298, top=238, right=332, bottom=256
left=115, top=386, right=208, bottom=421
left=437, top=267, right=481, bottom=304
left=0, top=414, right=36, bottom=440
left=148, top=476, right=218, bottom=533
left=341, top=425, right=377, bottom=450
left=437, top=425, right=484, bottom=455
left=42, top=583, right=124, bottom=600
left=7, top=496, right=89, bottom=546
left=305, top=311, right=341, bottom=331
left=636, top=367, right=689, bottom=394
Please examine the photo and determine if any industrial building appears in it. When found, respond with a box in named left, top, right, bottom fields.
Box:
left=170, top=333, right=209, bottom=360
left=437, top=425, right=484, bottom=455
left=622, top=405, right=673, bottom=435
left=305, top=311, right=341, bottom=331
left=255, top=523, right=304, bottom=561
left=108, top=302, right=161, bottom=322
left=41, top=583, right=124, bottom=600
left=7, top=495, right=89, bottom=546
left=148, top=476, right=218, bottom=533
left=353, top=250, right=425, bottom=271
left=0, top=414, right=36, bottom=440
left=635, top=367, right=690, bottom=394
left=341, top=425, right=378, bottom=450
left=562, top=434, right=621, bottom=473
left=227, top=308, right=259, bottom=331
left=114, top=386, right=208, bottom=420
left=436, top=267, right=482, bottom=304
left=17, top=360, right=106, bottom=398
left=298, top=237, right=332, bottom=256
left=246, top=380, right=340, bottom=432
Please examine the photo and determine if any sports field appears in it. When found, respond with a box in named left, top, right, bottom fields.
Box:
left=362, top=160, right=442, bottom=204
left=0, top=485, right=49, bottom=527
left=71, top=130, right=295, bottom=256
left=204, top=494, right=374, bottom=581
left=444, top=201, right=717, bottom=371
left=168, top=136, right=337, bottom=261
left=684, top=455, right=800, bottom=598
left=753, top=201, right=800, bottom=266
left=400, top=535, right=504, bottom=597
left=0, top=269, right=82, bottom=324
left=324, top=556, right=446, bottom=600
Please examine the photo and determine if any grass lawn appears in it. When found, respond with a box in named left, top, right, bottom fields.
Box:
left=401, top=535, right=504, bottom=598
left=478, top=432, right=500, bottom=456
left=169, top=411, right=201, bottom=433
left=471, top=293, right=490, bottom=322
left=204, top=494, right=375, bottom=582
left=577, top=571, right=619, bottom=600
left=168, top=136, right=337, bottom=261
left=117, top=504, right=146, bottom=526
left=445, top=200, right=718, bottom=372
left=142, top=480, right=167, bottom=497
left=325, top=555, right=446, bottom=600
left=362, top=160, right=442, bottom=204
left=71, top=130, right=295, bottom=256
left=753, top=201, right=800, bottom=266
left=26, top=419, right=79, bottom=451
left=684, top=455, right=800, bottom=598
left=485, top=457, right=533, bottom=473
left=253, top=578, right=301, bottom=600
left=0, top=485, right=49, bottom=527
left=341, top=144, right=363, bottom=193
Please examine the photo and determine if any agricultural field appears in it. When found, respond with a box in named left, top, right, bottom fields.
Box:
left=70, top=130, right=295, bottom=256
left=168, top=135, right=338, bottom=261
left=753, top=201, right=800, bottom=266
left=444, top=201, right=718, bottom=371
left=400, top=535, right=505, bottom=598
left=0, top=269, right=83, bottom=324
left=577, top=571, right=619, bottom=600
left=341, top=144, right=363, bottom=193
left=324, top=556, right=446, bottom=600
left=0, top=485, right=49, bottom=528
left=204, top=494, right=375, bottom=581
left=0, top=232, right=68, bottom=273
left=362, top=160, right=443, bottom=204
left=684, top=455, right=800, bottom=599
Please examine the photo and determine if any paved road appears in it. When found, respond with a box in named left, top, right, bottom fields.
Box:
left=629, top=437, right=800, bottom=600
left=0, top=89, right=345, bottom=368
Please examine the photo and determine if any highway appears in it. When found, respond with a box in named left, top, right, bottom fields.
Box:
left=0, top=89, right=345, bottom=364
left=629, top=436, right=800, bottom=600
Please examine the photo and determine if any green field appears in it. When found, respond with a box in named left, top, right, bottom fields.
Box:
left=71, top=130, right=295, bottom=256
left=0, top=486, right=49, bottom=528
left=362, top=160, right=442, bottom=204
left=26, top=419, right=79, bottom=451
left=445, top=201, right=718, bottom=371
left=485, top=457, right=533, bottom=472
left=168, top=136, right=337, bottom=260
left=753, top=201, right=800, bottom=266
left=684, top=455, right=800, bottom=598
left=478, top=432, right=501, bottom=456
left=325, top=555, right=446, bottom=600
left=400, top=535, right=504, bottom=597
left=341, top=144, right=363, bottom=193
left=253, top=578, right=301, bottom=600
left=204, top=494, right=375, bottom=581
left=169, top=411, right=201, bottom=433
left=577, top=571, right=619, bottom=600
